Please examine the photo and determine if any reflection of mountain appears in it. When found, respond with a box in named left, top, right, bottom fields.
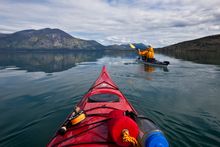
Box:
left=157, top=51, right=220, bottom=65
left=0, top=51, right=104, bottom=73
left=104, top=50, right=136, bottom=58
left=0, top=50, right=136, bottom=73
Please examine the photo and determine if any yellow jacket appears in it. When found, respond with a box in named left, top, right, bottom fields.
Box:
left=138, top=47, right=154, bottom=59
left=138, top=50, right=148, bottom=56
left=147, top=47, right=154, bottom=59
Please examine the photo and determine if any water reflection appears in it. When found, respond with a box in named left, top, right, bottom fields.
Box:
left=0, top=51, right=220, bottom=147
left=0, top=51, right=135, bottom=73
left=144, top=65, right=155, bottom=73
left=143, top=65, right=169, bottom=73
left=156, top=50, right=220, bottom=65
left=0, top=51, right=102, bottom=72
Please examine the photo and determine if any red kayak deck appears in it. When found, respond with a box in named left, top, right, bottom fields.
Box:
left=48, top=66, right=137, bottom=147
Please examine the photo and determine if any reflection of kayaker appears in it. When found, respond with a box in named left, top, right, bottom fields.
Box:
left=47, top=66, right=169, bottom=147
left=144, top=65, right=155, bottom=73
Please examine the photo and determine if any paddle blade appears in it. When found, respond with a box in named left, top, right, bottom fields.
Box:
left=129, top=43, right=136, bottom=49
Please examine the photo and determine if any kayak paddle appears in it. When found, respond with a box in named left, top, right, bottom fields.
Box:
left=129, top=43, right=139, bottom=52
left=129, top=43, right=138, bottom=51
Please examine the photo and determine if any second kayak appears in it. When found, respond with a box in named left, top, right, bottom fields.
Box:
left=47, top=66, right=169, bottom=147
left=137, top=58, right=170, bottom=67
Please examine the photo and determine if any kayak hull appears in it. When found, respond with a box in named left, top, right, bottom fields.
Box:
left=137, top=58, right=169, bottom=67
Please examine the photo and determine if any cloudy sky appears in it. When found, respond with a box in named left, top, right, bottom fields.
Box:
left=0, top=0, right=220, bottom=47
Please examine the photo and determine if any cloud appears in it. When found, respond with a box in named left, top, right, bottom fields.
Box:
left=0, top=0, right=220, bottom=47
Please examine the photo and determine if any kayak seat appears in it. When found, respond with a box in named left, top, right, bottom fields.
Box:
left=88, top=93, right=120, bottom=102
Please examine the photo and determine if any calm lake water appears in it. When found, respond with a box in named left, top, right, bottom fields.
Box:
left=0, top=51, right=220, bottom=147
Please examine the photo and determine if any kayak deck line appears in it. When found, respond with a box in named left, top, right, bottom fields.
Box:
left=47, top=66, right=169, bottom=147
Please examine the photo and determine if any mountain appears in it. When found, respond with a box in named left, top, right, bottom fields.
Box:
left=0, top=33, right=9, bottom=38
left=0, top=28, right=148, bottom=51
left=156, top=34, right=220, bottom=65
left=157, top=34, right=220, bottom=53
left=0, top=28, right=104, bottom=50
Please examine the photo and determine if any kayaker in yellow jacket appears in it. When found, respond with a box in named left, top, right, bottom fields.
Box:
left=138, top=45, right=155, bottom=62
